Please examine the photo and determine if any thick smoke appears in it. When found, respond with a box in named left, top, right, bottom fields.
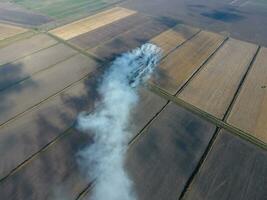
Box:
left=76, top=43, right=162, bottom=200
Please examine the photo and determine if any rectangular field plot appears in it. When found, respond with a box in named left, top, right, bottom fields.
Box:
left=227, top=47, right=267, bottom=143
left=0, top=3, right=52, bottom=26
left=0, top=85, right=167, bottom=199
left=184, top=130, right=267, bottom=200
left=83, top=102, right=216, bottom=200
left=12, top=0, right=123, bottom=20
left=151, top=31, right=225, bottom=95
left=0, top=43, right=77, bottom=91
left=179, top=38, right=258, bottom=119
left=0, top=54, right=98, bottom=126
left=50, top=7, right=136, bottom=40
left=0, top=128, right=90, bottom=200
left=0, top=85, right=167, bottom=180
left=88, top=18, right=177, bottom=60
left=69, top=13, right=149, bottom=50
left=0, top=80, right=95, bottom=180
left=85, top=22, right=199, bottom=60
left=150, top=24, right=199, bottom=57
left=0, top=34, right=57, bottom=66
left=0, top=23, right=27, bottom=41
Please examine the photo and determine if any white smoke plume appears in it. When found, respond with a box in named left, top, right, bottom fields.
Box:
left=76, top=43, right=162, bottom=200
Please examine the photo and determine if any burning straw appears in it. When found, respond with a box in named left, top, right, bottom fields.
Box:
left=76, top=43, right=162, bottom=200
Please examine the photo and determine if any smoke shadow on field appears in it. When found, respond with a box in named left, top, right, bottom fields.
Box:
left=126, top=104, right=216, bottom=199
left=0, top=62, right=38, bottom=123
left=201, top=10, right=245, bottom=22
left=0, top=62, right=29, bottom=91
left=0, top=71, right=103, bottom=177
left=0, top=116, right=93, bottom=200
left=156, top=16, right=179, bottom=27
left=187, top=4, right=246, bottom=23
left=0, top=41, right=169, bottom=199
left=0, top=71, right=105, bottom=199
left=151, top=65, right=177, bottom=93
left=92, top=16, right=179, bottom=61
left=61, top=75, right=102, bottom=113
